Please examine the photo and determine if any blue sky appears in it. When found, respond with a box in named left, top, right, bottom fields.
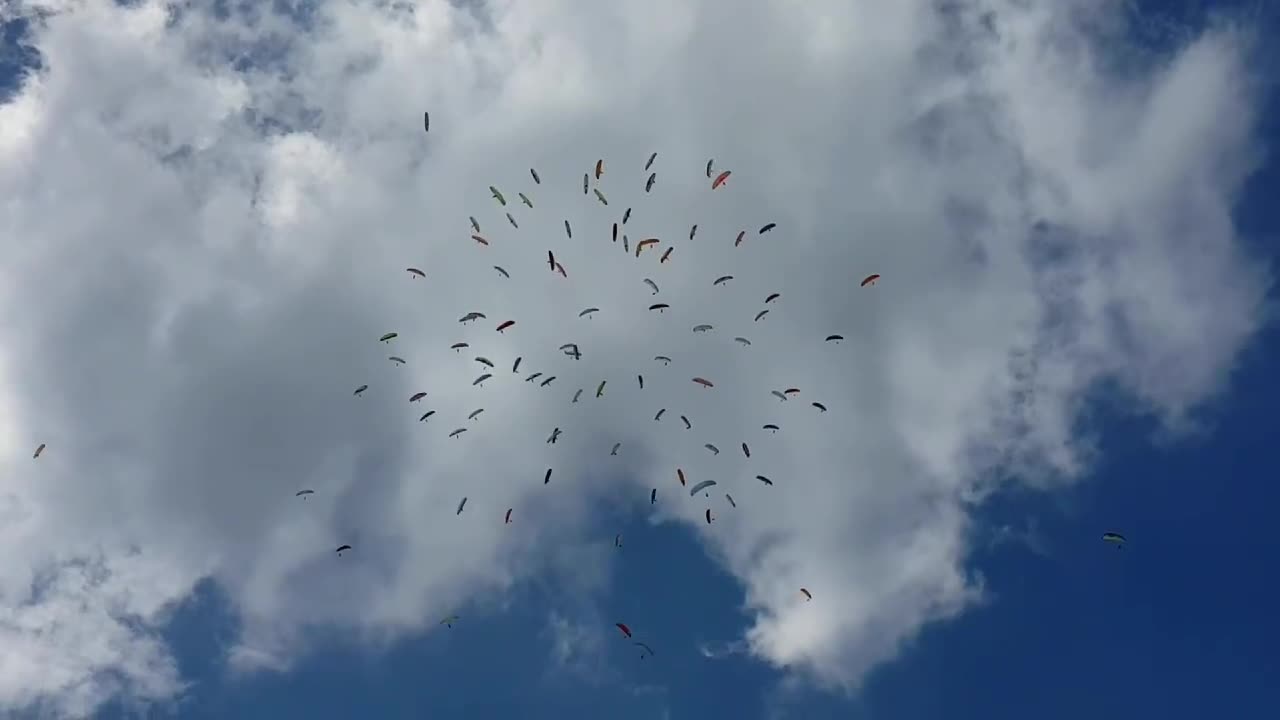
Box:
left=1, top=0, right=1278, bottom=718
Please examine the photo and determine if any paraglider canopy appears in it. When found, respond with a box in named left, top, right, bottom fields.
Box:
left=860, top=273, right=881, bottom=287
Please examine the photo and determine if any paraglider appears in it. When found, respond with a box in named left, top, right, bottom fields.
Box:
left=583, top=173, right=588, bottom=194
left=680, top=415, right=692, bottom=430
left=645, top=173, right=656, bottom=192
left=644, top=152, right=657, bottom=171
left=473, top=374, right=492, bottom=387
left=441, top=615, right=460, bottom=628
left=654, top=408, right=667, bottom=421
left=595, top=159, right=604, bottom=180
left=548, top=250, right=557, bottom=270
left=1103, top=532, right=1127, bottom=549
left=644, top=278, right=660, bottom=295
left=449, top=428, right=467, bottom=438
left=689, top=224, right=698, bottom=240
left=505, top=508, right=513, bottom=524
left=654, top=355, right=671, bottom=365
left=512, top=357, right=522, bottom=373
left=494, top=265, right=510, bottom=278
left=825, top=335, right=844, bottom=343
left=756, top=475, right=773, bottom=486
left=564, top=220, right=572, bottom=238
left=860, top=274, right=881, bottom=287
left=693, top=324, right=713, bottom=333
left=692, top=377, right=714, bottom=388
left=506, top=212, right=518, bottom=228
left=423, top=111, right=430, bottom=132
left=734, top=230, right=746, bottom=247
left=407, top=267, right=425, bottom=278
left=615, top=534, right=623, bottom=548
left=613, top=222, right=619, bottom=242
left=496, top=320, right=515, bottom=333
left=705, top=158, right=714, bottom=177
left=526, top=372, right=543, bottom=383
left=771, top=390, right=788, bottom=401
left=812, top=402, right=828, bottom=413
left=623, top=207, right=631, bottom=224
left=616, top=623, right=632, bottom=639
left=544, top=468, right=553, bottom=485
left=380, top=332, right=398, bottom=343
left=419, top=411, right=436, bottom=422
left=518, top=192, right=533, bottom=208
left=725, top=494, right=737, bottom=508
left=389, top=356, right=406, bottom=366
left=540, top=376, right=556, bottom=387
left=677, top=468, right=686, bottom=486
left=754, top=310, right=769, bottom=322
left=547, top=428, right=562, bottom=444
left=295, top=490, right=314, bottom=499
left=596, top=380, right=607, bottom=398
left=638, top=375, right=645, bottom=389
left=580, top=307, right=600, bottom=318
left=690, top=480, right=717, bottom=497
left=649, top=303, right=670, bottom=313
left=468, top=408, right=484, bottom=421
left=704, top=444, right=720, bottom=455
left=489, top=186, right=506, bottom=205
left=410, top=392, right=428, bottom=403
left=555, top=262, right=567, bottom=278
left=475, top=357, right=495, bottom=368
left=734, top=337, right=751, bottom=346
left=572, top=389, right=583, bottom=403
left=650, top=488, right=657, bottom=504
left=594, top=188, right=608, bottom=206
left=765, top=293, right=780, bottom=303
left=800, top=588, right=812, bottom=601
left=530, top=168, right=541, bottom=184
left=471, top=234, right=489, bottom=246
left=705, top=509, right=713, bottom=524
left=759, top=222, right=777, bottom=234
left=659, top=247, right=673, bottom=264
left=742, top=443, right=751, bottom=458
left=353, top=385, right=368, bottom=396
left=711, top=170, right=731, bottom=189
left=460, top=312, right=485, bottom=323
left=456, top=497, right=468, bottom=514
left=33, top=443, right=45, bottom=459
left=763, top=424, right=779, bottom=432
left=470, top=216, right=480, bottom=232
left=612, top=443, right=622, bottom=456
left=336, top=544, right=352, bottom=556
left=785, top=388, right=801, bottom=396
left=636, top=238, right=659, bottom=257
left=713, top=275, right=733, bottom=286
left=634, top=641, right=655, bottom=659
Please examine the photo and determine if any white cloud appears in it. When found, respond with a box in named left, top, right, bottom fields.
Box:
left=0, top=0, right=1270, bottom=715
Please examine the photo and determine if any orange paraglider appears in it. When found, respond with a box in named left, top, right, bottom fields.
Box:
left=711, top=170, right=731, bottom=189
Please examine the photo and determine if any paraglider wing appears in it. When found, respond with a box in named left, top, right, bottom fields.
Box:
left=705, top=509, right=713, bottom=524
left=336, top=544, right=352, bottom=554
left=475, top=357, right=494, bottom=368
left=645, top=152, right=657, bottom=171
left=505, top=508, right=513, bottom=524
left=693, top=324, right=713, bottom=333
left=634, top=641, right=655, bottom=658
left=765, top=293, right=780, bottom=303
left=714, top=275, right=733, bottom=286
left=654, top=408, right=666, bottom=421
left=759, top=222, right=777, bottom=234
left=548, top=250, right=557, bottom=269
left=677, top=468, right=686, bottom=486
left=734, top=337, right=751, bottom=346
left=470, top=216, right=480, bottom=232
left=512, top=357, right=522, bottom=373
left=419, top=411, right=435, bottom=422
left=860, top=273, right=881, bottom=287
left=644, top=279, right=659, bottom=295
left=544, top=468, right=553, bottom=485
left=595, top=159, right=604, bottom=180
left=812, top=402, right=828, bottom=412
left=410, top=392, right=428, bottom=402
left=734, top=230, right=746, bottom=247
left=354, top=384, right=368, bottom=396
left=800, top=588, right=812, bottom=601
left=650, top=488, right=656, bottom=504
left=660, top=247, right=673, bottom=264
left=494, top=265, right=510, bottom=278
left=296, top=489, right=314, bottom=497
left=756, top=475, right=773, bottom=486
left=755, top=310, right=769, bottom=322
left=616, top=623, right=632, bottom=638
left=33, top=443, right=46, bottom=458
left=623, top=207, right=631, bottom=224
left=636, top=238, right=659, bottom=257
left=519, top=192, right=533, bottom=208
left=530, top=168, right=541, bottom=184
left=579, top=307, right=600, bottom=318
left=407, top=267, right=425, bottom=278
left=583, top=173, right=588, bottom=194
left=689, top=224, right=698, bottom=240
left=704, top=444, right=719, bottom=455
left=471, top=234, right=489, bottom=246
left=654, top=355, right=671, bottom=364
left=473, top=373, right=492, bottom=386
left=712, top=170, right=731, bottom=189
left=594, top=188, right=608, bottom=205
left=1102, top=532, right=1127, bottom=548
left=380, top=332, right=398, bottom=343
left=456, top=497, right=467, bottom=515
left=596, top=380, right=607, bottom=397
left=540, top=376, right=556, bottom=387
left=742, top=442, right=751, bottom=458
left=772, top=390, right=788, bottom=401
left=489, top=186, right=506, bottom=205
left=649, top=303, right=670, bottom=312
left=680, top=415, right=691, bottom=430
left=689, top=480, right=717, bottom=496
left=612, top=442, right=622, bottom=456
left=505, top=212, right=518, bottom=228
left=763, top=424, right=779, bottom=432
left=423, top=111, right=429, bottom=132
left=496, top=320, right=515, bottom=333
left=468, top=408, right=484, bottom=421
left=825, top=335, right=844, bottom=343
left=726, top=493, right=736, bottom=508
left=692, top=377, right=714, bottom=388
left=449, top=428, right=467, bottom=438
left=645, top=173, right=656, bottom=192
left=613, top=222, right=619, bottom=242
left=705, top=158, right=714, bottom=177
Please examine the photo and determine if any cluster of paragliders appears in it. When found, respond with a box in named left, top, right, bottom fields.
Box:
left=25, top=112, right=1129, bottom=662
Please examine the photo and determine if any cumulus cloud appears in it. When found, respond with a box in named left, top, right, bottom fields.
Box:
left=0, top=0, right=1270, bottom=715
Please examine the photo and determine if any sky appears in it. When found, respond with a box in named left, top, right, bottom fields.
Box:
left=0, top=0, right=1277, bottom=718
